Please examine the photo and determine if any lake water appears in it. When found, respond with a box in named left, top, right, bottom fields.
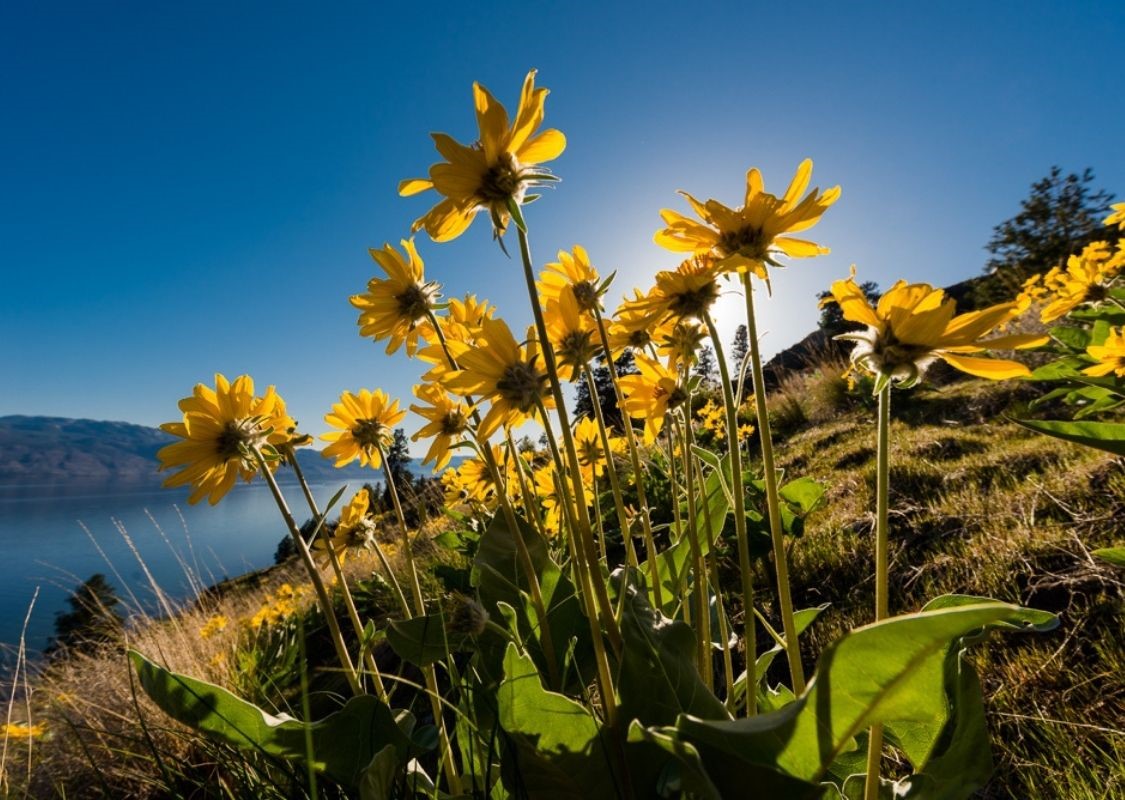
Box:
left=0, top=477, right=372, bottom=663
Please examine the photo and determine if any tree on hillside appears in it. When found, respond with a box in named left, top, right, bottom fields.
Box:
left=573, top=350, right=638, bottom=433
left=49, top=573, right=123, bottom=655
left=977, top=166, right=1115, bottom=304
left=817, top=281, right=881, bottom=338
left=730, top=325, right=749, bottom=369
left=693, top=345, right=718, bottom=389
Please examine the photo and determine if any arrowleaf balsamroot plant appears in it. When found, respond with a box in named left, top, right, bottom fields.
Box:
left=133, top=69, right=1076, bottom=799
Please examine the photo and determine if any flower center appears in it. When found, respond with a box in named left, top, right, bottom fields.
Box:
left=440, top=410, right=468, bottom=436
left=479, top=153, right=524, bottom=203
left=496, top=360, right=546, bottom=412
left=215, top=419, right=260, bottom=461
left=717, top=225, right=768, bottom=260
left=668, top=282, right=719, bottom=318
left=351, top=418, right=390, bottom=451
left=571, top=281, right=600, bottom=311
left=396, top=283, right=435, bottom=321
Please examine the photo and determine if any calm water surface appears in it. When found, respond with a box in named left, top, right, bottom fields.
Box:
left=0, top=479, right=360, bottom=660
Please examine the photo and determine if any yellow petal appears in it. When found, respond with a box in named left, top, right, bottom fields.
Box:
left=399, top=178, right=433, bottom=197
left=517, top=128, right=566, bottom=164
left=938, top=352, right=1030, bottom=379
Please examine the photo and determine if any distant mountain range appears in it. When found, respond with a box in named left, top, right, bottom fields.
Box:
left=0, top=416, right=440, bottom=486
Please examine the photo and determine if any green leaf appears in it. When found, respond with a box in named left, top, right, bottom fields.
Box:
left=1049, top=325, right=1091, bottom=350
left=671, top=601, right=1056, bottom=786
left=616, top=574, right=729, bottom=727
left=358, top=745, right=399, bottom=800
left=626, top=721, right=721, bottom=800
left=129, top=650, right=423, bottom=788
left=496, top=644, right=619, bottom=800
left=386, top=613, right=473, bottom=668
left=1013, top=418, right=1125, bottom=456
left=473, top=512, right=589, bottom=690
left=1092, top=547, right=1125, bottom=568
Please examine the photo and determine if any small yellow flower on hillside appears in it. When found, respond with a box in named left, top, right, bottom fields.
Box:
left=543, top=285, right=601, bottom=380
left=1083, top=327, right=1125, bottom=377
left=2, top=722, right=46, bottom=740
left=573, top=416, right=612, bottom=479
left=351, top=239, right=440, bottom=356
left=827, top=268, right=1048, bottom=388
left=199, top=614, right=229, bottom=639
left=659, top=321, right=708, bottom=371
left=532, top=463, right=564, bottom=535
left=1106, top=202, right=1125, bottom=230
left=312, top=490, right=376, bottom=567
left=400, top=69, right=566, bottom=242
left=158, top=374, right=298, bottom=505
left=445, top=317, right=554, bottom=438
left=321, top=389, right=407, bottom=469
left=655, top=159, right=840, bottom=278
left=410, top=383, right=471, bottom=472
left=619, top=354, right=687, bottom=443
left=1019, top=240, right=1125, bottom=323
left=738, top=423, right=756, bottom=441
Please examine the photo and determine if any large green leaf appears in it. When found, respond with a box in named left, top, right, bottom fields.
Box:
left=496, top=644, right=619, bottom=800
left=1092, top=546, right=1125, bottom=567
left=473, top=512, right=589, bottom=690
left=656, top=466, right=730, bottom=609
left=386, top=613, right=472, bottom=668
left=617, top=575, right=729, bottom=728
left=670, top=601, right=1055, bottom=786
left=129, top=650, right=425, bottom=788
left=1013, top=418, right=1125, bottom=456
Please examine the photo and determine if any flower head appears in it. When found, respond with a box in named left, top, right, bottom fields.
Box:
left=1029, top=241, right=1125, bottom=323
left=2, top=722, right=46, bottom=740
left=411, top=383, right=471, bottom=471
left=827, top=268, right=1047, bottom=388
left=573, top=416, right=614, bottom=479
left=543, top=285, right=600, bottom=380
left=446, top=318, right=554, bottom=438
left=199, top=614, right=229, bottom=640
left=158, top=374, right=297, bottom=505
left=351, top=239, right=439, bottom=356
left=400, top=70, right=566, bottom=242
left=312, top=489, right=376, bottom=567
left=1106, top=203, right=1125, bottom=230
left=1083, top=327, right=1125, bottom=377
left=321, top=389, right=407, bottom=469
left=619, top=354, right=687, bottom=443
left=655, top=159, right=840, bottom=278
left=538, top=245, right=603, bottom=311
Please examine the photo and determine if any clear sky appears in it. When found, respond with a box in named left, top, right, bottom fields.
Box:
left=2, top=1, right=1122, bottom=445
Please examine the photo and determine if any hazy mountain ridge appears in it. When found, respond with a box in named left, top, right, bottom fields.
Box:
left=0, top=416, right=436, bottom=485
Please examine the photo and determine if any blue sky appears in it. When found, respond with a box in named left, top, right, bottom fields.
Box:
left=2, top=1, right=1122, bottom=445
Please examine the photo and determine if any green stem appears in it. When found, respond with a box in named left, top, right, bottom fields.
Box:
left=701, top=310, right=756, bottom=716
left=864, top=383, right=892, bottom=800
left=592, top=306, right=663, bottom=608
left=516, top=226, right=621, bottom=655
left=377, top=443, right=462, bottom=796
left=677, top=407, right=711, bottom=686
left=582, top=364, right=634, bottom=562
left=286, top=448, right=388, bottom=701
left=252, top=450, right=361, bottom=696
left=739, top=273, right=806, bottom=696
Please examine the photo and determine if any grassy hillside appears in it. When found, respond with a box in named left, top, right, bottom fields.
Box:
left=2, top=378, right=1122, bottom=798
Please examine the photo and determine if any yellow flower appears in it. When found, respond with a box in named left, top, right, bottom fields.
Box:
left=573, top=416, right=611, bottom=479
left=532, top=463, right=563, bottom=535
left=198, top=614, right=229, bottom=639
left=738, top=423, right=756, bottom=441
left=828, top=268, right=1048, bottom=386
left=351, top=239, right=439, bottom=356
left=416, top=294, right=497, bottom=382
left=644, top=257, right=723, bottom=322
left=2, top=722, right=46, bottom=740
left=1106, top=203, right=1125, bottom=230
left=158, top=374, right=297, bottom=505
left=410, top=383, right=471, bottom=471
left=321, top=389, right=407, bottom=469
left=1083, top=327, right=1125, bottom=377
left=696, top=399, right=726, bottom=440
left=543, top=285, right=600, bottom=381
left=1038, top=241, right=1123, bottom=323
left=445, top=318, right=554, bottom=438
left=312, top=490, right=374, bottom=567
left=658, top=320, right=708, bottom=371
left=538, top=245, right=602, bottom=311
left=440, top=444, right=508, bottom=511
left=619, top=354, right=686, bottom=443
left=399, top=69, right=566, bottom=242
left=607, top=291, right=676, bottom=358
left=654, top=159, right=840, bottom=278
